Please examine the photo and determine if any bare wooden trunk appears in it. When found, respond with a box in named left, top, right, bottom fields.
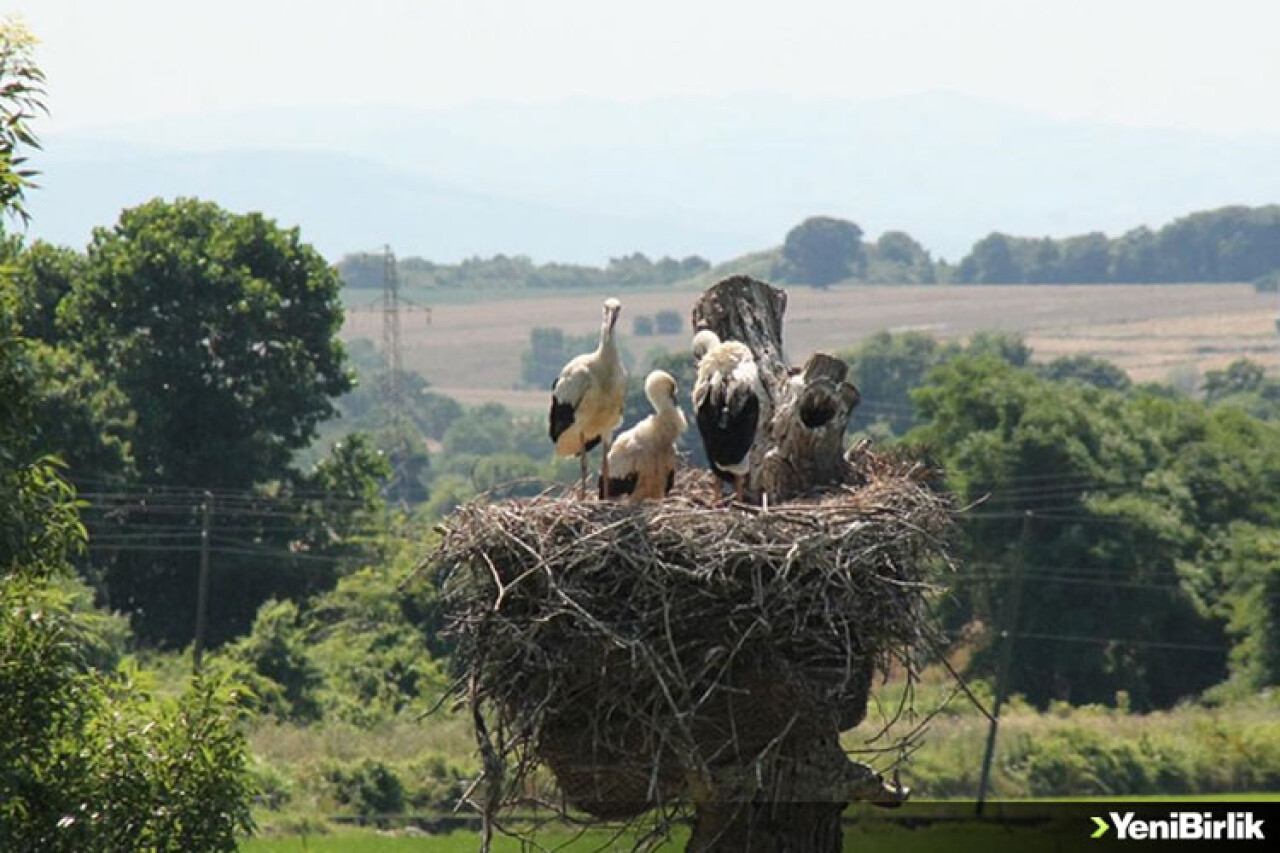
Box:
left=684, top=276, right=889, bottom=853
left=691, top=275, right=862, bottom=503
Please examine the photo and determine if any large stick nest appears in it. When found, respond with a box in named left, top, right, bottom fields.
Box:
left=433, top=450, right=953, bottom=826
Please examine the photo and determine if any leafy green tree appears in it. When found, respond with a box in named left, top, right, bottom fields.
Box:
left=1038, top=355, right=1132, bottom=392
left=521, top=326, right=598, bottom=388
left=654, top=309, right=682, bottom=335
left=1203, top=358, right=1265, bottom=404
left=1059, top=232, right=1110, bottom=282
left=217, top=599, right=322, bottom=721
left=964, top=330, right=1032, bottom=368
left=842, top=331, right=959, bottom=436
left=909, top=357, right=1234, bottom=708
left=780, top=216, right=866, bottom=286
left=1, top=32, right=254, bottom=847
left=957, top=232, right=1021, bottom=283
left=6, top=241, right=83, bottom=342
left=1207, top=523, right=1280, bottom=689
left=64, top=198, right=351, bottom=488
left=0, top=23, right=44, bottom=224
left=49, top=198, right=379, bottom=645
left=868, top=231, right=936, bottom=283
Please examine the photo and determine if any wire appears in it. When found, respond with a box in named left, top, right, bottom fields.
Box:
left=1014, top=631, right=1229, bottom=653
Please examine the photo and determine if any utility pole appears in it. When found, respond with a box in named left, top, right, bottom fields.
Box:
left=379, top=245, right=431, bottom=502
left=976, top=509, right=1031, bottom=815
left=193, top=492, right=213, bottom=674
left=382, top=244, right=405, bottom=434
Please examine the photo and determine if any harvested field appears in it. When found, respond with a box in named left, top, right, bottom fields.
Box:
left=341, top=283, right=1280, bottom=407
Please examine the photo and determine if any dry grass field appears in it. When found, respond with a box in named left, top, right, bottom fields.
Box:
left=341, top=283, right=1280, bottom=410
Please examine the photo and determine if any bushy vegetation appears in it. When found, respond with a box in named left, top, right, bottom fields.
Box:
left=895, top=689, right=1280, bottom=798
left=957, top=205, right=1280, bottom=283
left=337, top=251, right=710, bottom=291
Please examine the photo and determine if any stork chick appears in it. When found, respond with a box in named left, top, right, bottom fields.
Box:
left=549, top=298, right=627, bottom=496
left=599, top=370, right=687, bottom=502
left=691, top=329, right=765, bottom=504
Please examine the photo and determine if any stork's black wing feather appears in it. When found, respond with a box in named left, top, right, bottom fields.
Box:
left=549, top=396, right=577, bottom=443
left=695, top=386, right=759, bottom=471
left=598, top=472, right=638, bottom=500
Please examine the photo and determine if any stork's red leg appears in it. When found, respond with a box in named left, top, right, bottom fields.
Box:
left=600, top=440, right=612, bottom=499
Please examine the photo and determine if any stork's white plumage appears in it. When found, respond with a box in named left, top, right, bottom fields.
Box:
left=599, top=370, right=687, bottom=502
left=549, top=298, right=627, bottom=495
left=691, top=329, right=766, bottom=503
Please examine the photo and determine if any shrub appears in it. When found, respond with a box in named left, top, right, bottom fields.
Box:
left=1, top=578, right=254, bottom=853
left=654, top=310, right=682, bottom=335
left=324, top=759, right=404, bottom=817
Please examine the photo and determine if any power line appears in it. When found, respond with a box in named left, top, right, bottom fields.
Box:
left=1015, top=631, right=1229, bottom=653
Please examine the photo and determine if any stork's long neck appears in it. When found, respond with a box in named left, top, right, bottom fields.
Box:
left=599, top=318, right=618, bottom=358
left=647, top=388, right=688, bottom=439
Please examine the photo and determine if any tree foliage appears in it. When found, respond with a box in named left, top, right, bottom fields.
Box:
left=779, top=216, right=866, bottom=286
left=64, top=198, right=351, bottom=488
left=0, top=22, right=44, bottom=224
left=1, top=31, right=254, bottom=846
left=908, top=355, right=1280, bottom=706
left=336, top=250, right=709, bottom=290
left=957, top=206, right=1280, bottom=283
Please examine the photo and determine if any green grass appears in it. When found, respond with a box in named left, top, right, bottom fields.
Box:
left=241, top=793, right=1280, bottom=852
left=242, top=824, right=684, bottom=852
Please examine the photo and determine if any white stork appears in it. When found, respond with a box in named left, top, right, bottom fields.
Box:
left=599, top=370, right=687, bottom=502
left=691, top=329, right=765, bottom=503
left=549, top=298, right=627, bottom=496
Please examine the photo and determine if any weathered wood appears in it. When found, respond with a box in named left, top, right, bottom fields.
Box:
left=685, top=276, right=894, bottom=853
left=691, top=275, right=862, bottom=502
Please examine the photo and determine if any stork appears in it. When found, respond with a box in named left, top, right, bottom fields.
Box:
left=549, top=298, right=627, bottom=496
left=599, top=370, right=687, bottom=502
left=691, top=329, right=765, bottom=504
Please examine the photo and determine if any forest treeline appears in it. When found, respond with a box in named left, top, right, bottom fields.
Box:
left=337, top=249, right=710, bottom=290
left=957, top=205, right=1280, bottom=284
left=337, top=205, right=1280, bottom=290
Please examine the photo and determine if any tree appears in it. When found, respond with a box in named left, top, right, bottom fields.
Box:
left=1, top=27, right=253, bottom=850
left=52, top=198, right=379, bottom=645
left=909, top=357, right=1233, bottom=708
left=6, top=241, right=83, bottom=342
left=64, top=198, right=351, bottom=489
left=780, top=216, right=865, bottom=286
left=842, top=331, right=958, bottom=436
left=0, top=22, right=44, bottom=224
left=654, top=309, right=682, bottom=335
left=1038, top=354, right=1132, bottom=391
left=1203, top=358, right=1265, bottom=404
left=957, top=232, right=1021, bottom=283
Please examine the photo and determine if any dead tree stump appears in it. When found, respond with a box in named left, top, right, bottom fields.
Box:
left=691, top=276, right=862, bottom=504
left=684, top=276, right=888, bottom=853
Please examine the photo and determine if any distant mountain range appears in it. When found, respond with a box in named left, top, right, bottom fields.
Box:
left=26, top=93, right=1280, bottom=264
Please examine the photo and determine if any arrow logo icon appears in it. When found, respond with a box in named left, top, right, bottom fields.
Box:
left=1091, top=816, right=1110, bottom=838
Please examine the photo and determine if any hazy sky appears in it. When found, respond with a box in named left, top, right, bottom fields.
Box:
left=11, top=0, right=1280, bottom=136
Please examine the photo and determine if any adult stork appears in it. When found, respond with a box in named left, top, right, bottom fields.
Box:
left=691, top=329, right=765, bottom=503
left=599, top=370, right=687, bottom=502
left=549, top=297, right=627, bottom=496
